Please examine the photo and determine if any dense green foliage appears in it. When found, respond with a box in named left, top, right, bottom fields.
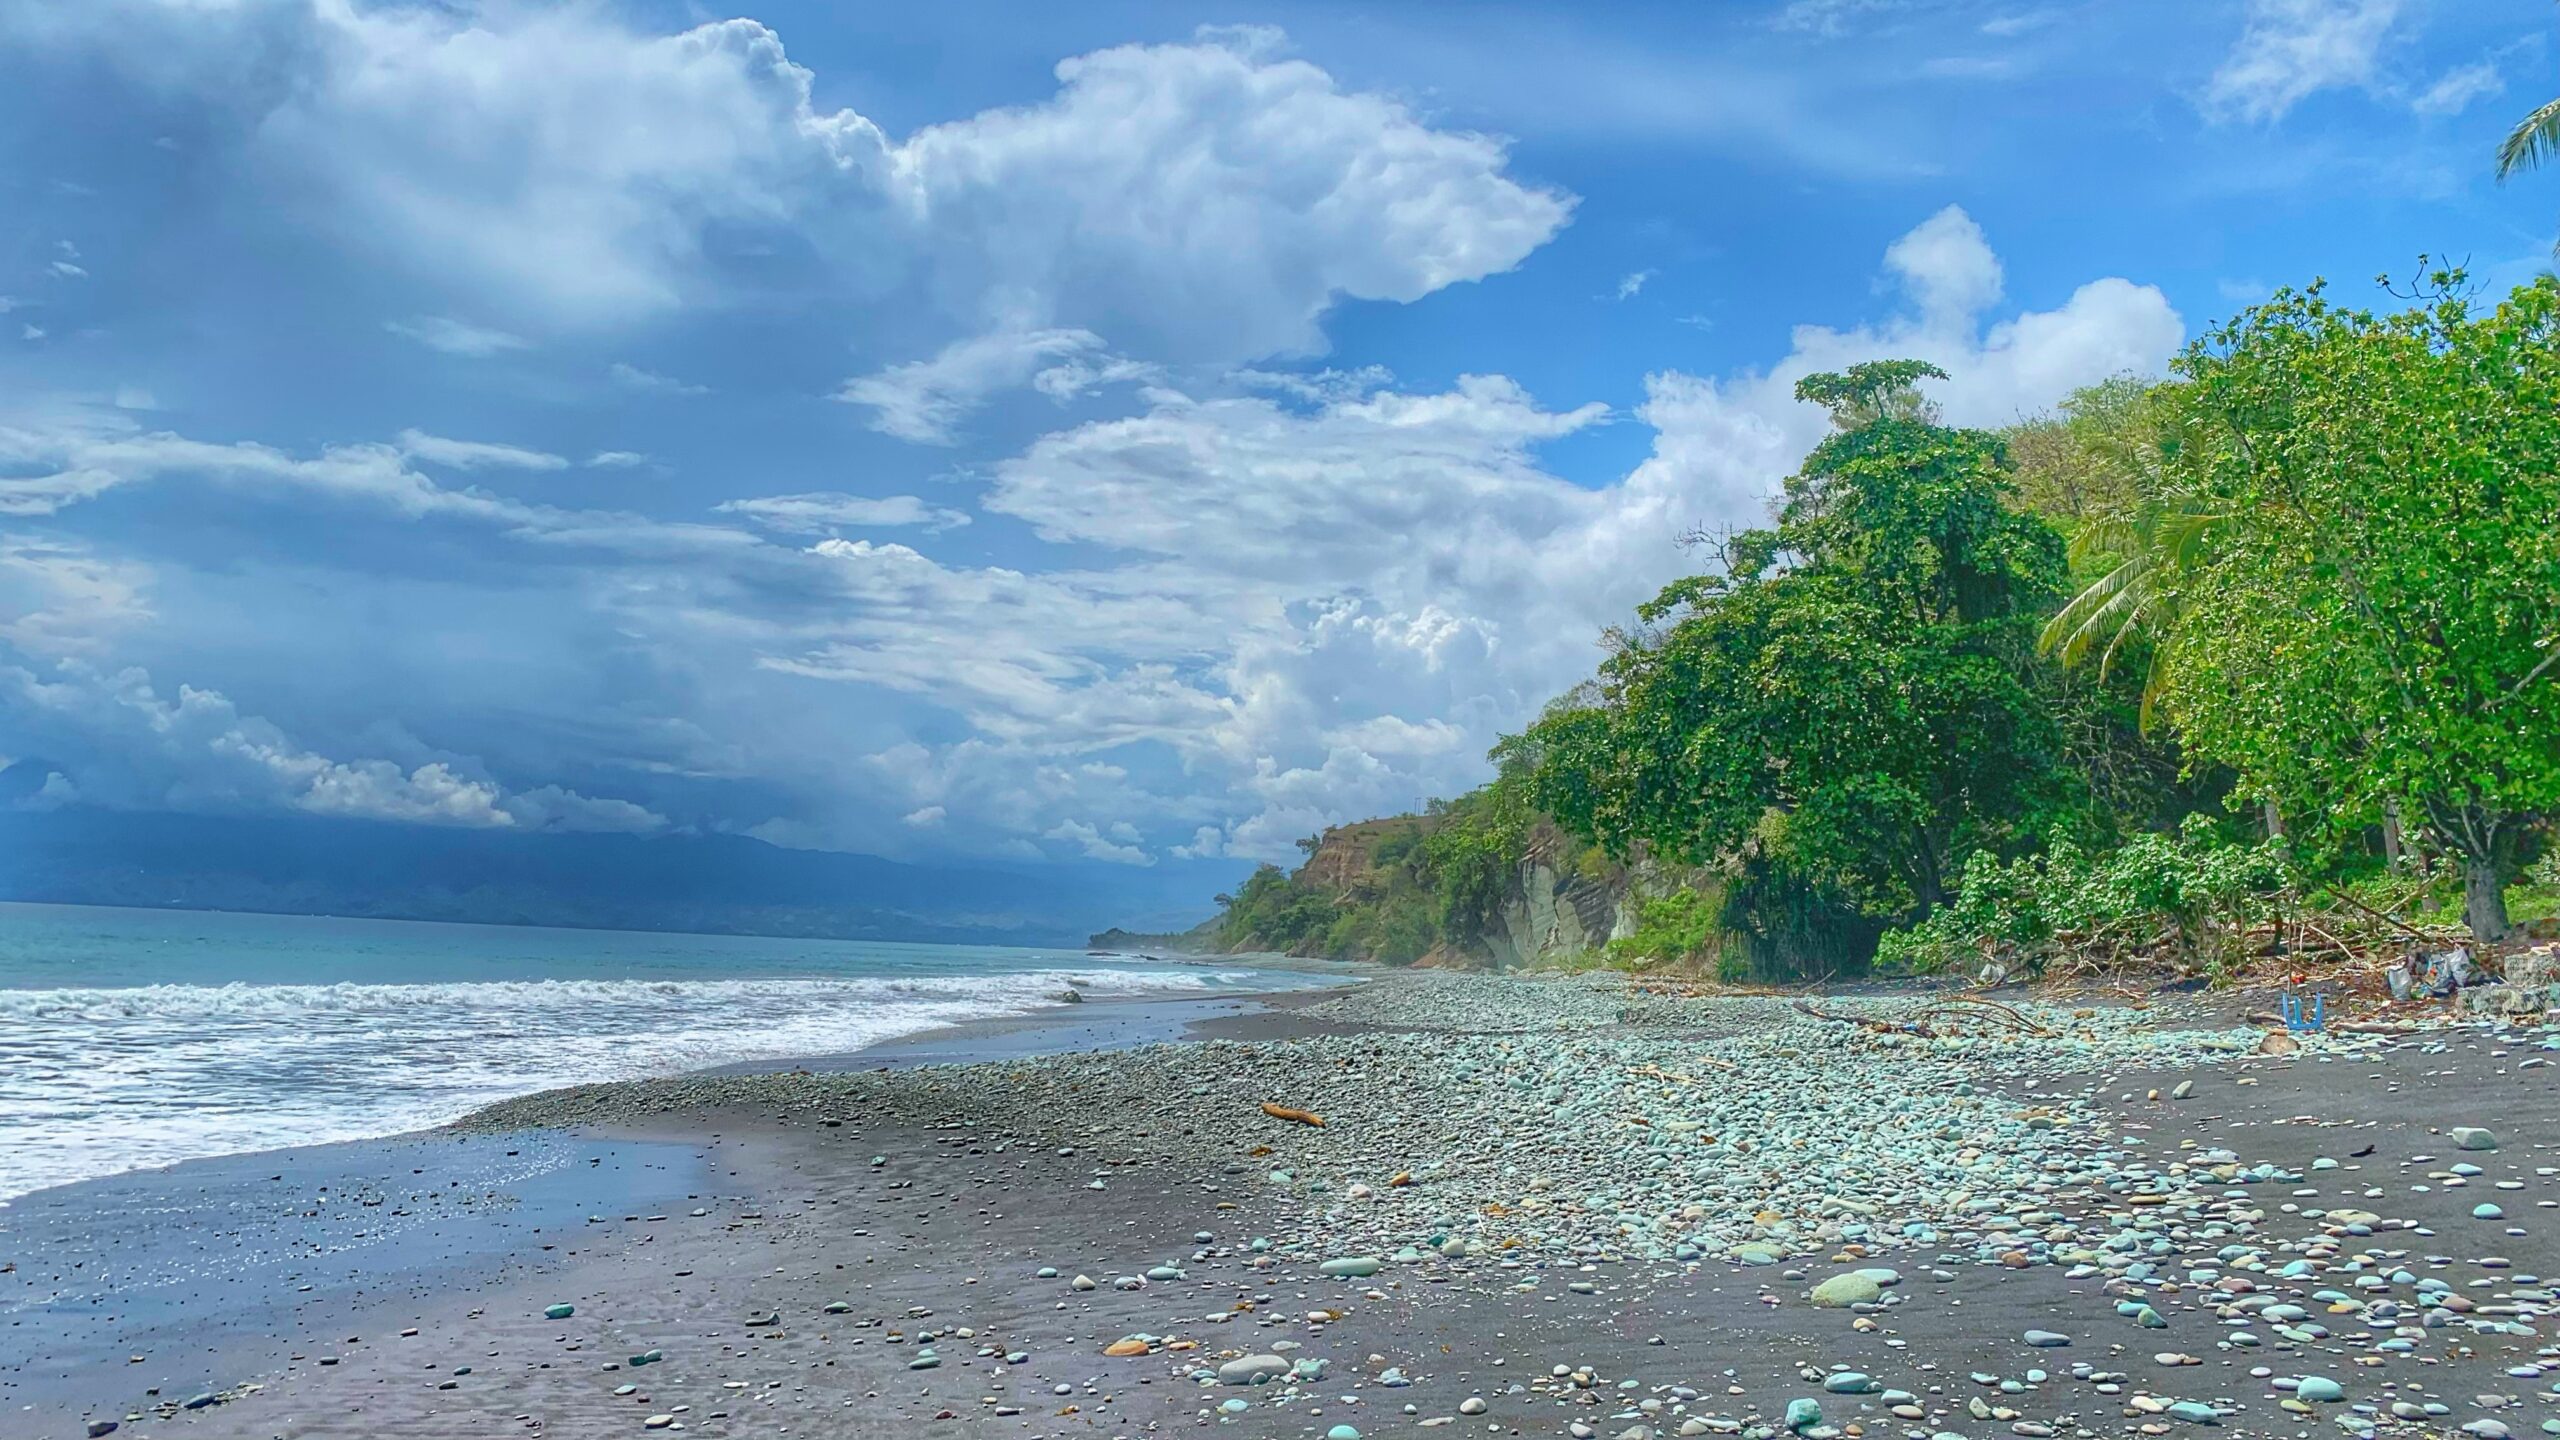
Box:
left=1204, top=273, right=2560, bottom=979
left=1505, top=362, right=2131, bottom=977
left=1213, top=862, right=1346, bottom=955
left=1208, top=783, right=1565, bottom=964
left=2154, top=273, right=2560, bottom=938
left=1604, top=885, right=1731, bottom=976
left=1875, top=817, right=2290, bottom=977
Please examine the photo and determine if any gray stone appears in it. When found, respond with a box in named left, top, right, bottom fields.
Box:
left=1809, top=1273, right=1883, bottom=1308
left=1219, top=1354, right=1292, bottom=1386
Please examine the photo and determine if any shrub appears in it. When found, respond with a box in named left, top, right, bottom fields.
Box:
left=1876, top=816, right=2290, bottom=977
left=1604, top=885, right=1724, bottom=969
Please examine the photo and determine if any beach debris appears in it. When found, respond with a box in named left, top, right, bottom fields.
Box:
left=1260, top=1101, right=1325, bottom=1126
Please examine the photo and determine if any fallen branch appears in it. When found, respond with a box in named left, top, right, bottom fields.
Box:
left=1260, top=1102, right=1325, bottom=1127
left=1926, top=994, right=2054, bottom=1036
left=2324, top=888, right=2433, bottom=942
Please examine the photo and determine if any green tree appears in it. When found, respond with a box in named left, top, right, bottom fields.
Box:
left=2158, top=272, right=2560, bottom=941
left=2037, top=496, right=2229, bottom=731
left=1513, top=361, right=2088, bottom=972
left=2004, top=374, right=2171, bottom=527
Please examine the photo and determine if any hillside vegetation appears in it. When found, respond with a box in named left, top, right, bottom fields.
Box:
left=1202, top=271, right=2560, bottom=981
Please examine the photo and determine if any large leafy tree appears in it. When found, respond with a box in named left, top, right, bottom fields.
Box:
left=1513, top=362, right=2087, bottom=970
left=2159, top=273, right=2560, bottom=940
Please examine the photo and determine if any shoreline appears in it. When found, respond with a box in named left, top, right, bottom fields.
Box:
left=2, top=968, right=1365, bottom=1433
left=13, top=971, right=2558, bottom=1440
left=0, top=950, right=1358, bottom=1210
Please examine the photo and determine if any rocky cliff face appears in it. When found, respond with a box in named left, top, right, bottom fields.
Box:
left=1475, top=849, right=1638, bottom=968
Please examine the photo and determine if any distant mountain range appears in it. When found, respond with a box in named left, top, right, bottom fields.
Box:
left=0, top=806, right=1239, bottom=947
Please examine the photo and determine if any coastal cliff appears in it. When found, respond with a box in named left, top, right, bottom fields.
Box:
left=1106, top=805, right=1705, bottom=970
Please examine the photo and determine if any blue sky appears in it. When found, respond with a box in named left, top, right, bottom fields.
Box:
left=0, top=0, right=2552, bottom=881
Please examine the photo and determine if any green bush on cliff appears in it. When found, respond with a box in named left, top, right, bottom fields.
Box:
left=1213, top=864, right=1343, bottom=954
left=1603, top=885, right=1725, bottom=970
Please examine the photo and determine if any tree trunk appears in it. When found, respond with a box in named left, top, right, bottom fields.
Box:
left=2381, top=803, right=2405, bottom=873
left=2261, top=797, right=2284, bottom=839
left=2464, top=857, right=2513, bottom=944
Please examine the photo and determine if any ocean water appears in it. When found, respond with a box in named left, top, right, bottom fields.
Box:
left=0, top=902, right=1297, bottom=1204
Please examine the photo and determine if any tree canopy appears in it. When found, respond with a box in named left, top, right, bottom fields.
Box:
left=2156, top=272, right=2560, bottom=938
left=1509, top=362, right=2093, bottom=972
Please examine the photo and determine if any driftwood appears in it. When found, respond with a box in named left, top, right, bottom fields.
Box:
left=1260, top=1102, right=1325, bottom=1127
left=1792, top=994, right=2054, bottom=1040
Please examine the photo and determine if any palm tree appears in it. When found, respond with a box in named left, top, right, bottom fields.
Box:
left=2036, top=500, right=2228, bottom=733
left=2497, top=97, right=2560, bottom=181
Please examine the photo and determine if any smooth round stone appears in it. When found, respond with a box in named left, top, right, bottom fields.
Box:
left=2296, top=1377, right=2345, bottom=1403
left=542, top=1304, right=575, bottom=1320
left=1810, top=1273, right=1883, bottom=1308
left=1327, top=1427, right=1361, bottom=1440
left=1218, top=1354, right=1290, bottom=1386
left=1319, top=1256, right=1383, bottom=1278
left=1823, top=1372, right=1874, bottom=1394
left=2023, top=1329, right=2071, bottom=1347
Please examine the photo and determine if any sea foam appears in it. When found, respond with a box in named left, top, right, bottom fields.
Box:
left=0, top=965, right=1262, bottom=1203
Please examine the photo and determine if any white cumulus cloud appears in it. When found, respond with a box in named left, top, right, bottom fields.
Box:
left=46, top=10, right=1570, bottom=364
left=2206, top=0, right=2402, bottom=123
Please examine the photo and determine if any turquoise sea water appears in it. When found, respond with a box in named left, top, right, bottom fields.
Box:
left=0, top=902, right=1290, bottom=1203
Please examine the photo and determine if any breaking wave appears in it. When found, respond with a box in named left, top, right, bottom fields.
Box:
left=0, top=965, right=1266, bottom=1203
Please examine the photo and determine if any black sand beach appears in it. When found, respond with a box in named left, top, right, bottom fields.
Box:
left=11, top=974, right=2558, bottom=1440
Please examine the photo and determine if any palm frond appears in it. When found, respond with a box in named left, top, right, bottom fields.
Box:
left=2137, top=648, right=2173, bottom=734
left=2065, top=515, right=2143, bottom=568
left=2039, top=555, right=2147, bottom=664
left=2498, top=97, right=2560, bottom=180
left=2154, top=507, right=2228, bottom=568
